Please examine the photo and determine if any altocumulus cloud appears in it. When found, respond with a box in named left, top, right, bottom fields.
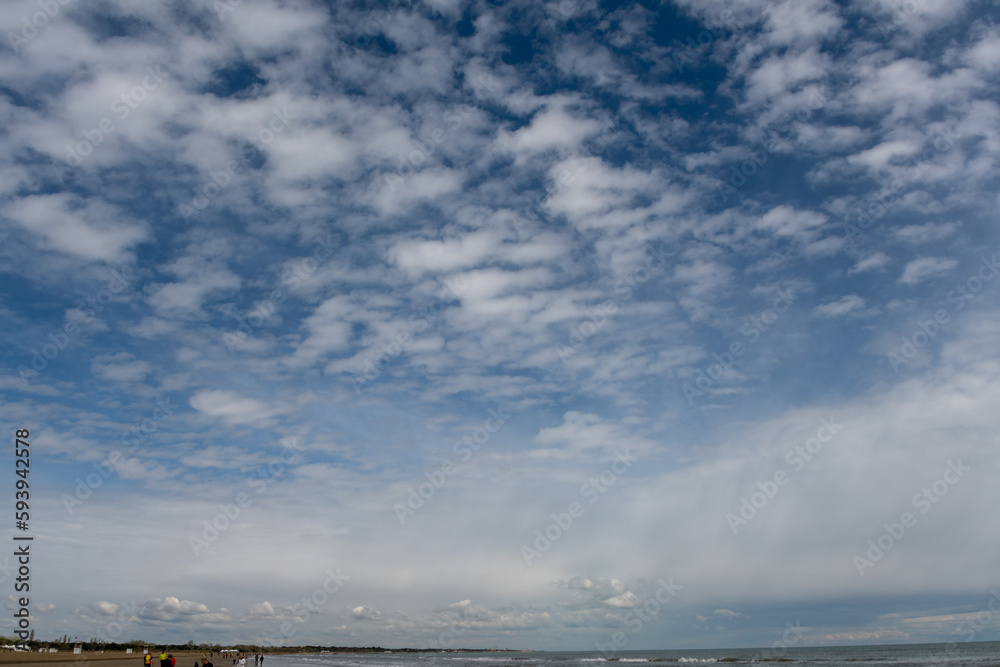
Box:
left=1, top=0, right=1000, bottom=651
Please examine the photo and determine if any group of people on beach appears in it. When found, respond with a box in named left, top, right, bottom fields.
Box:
left=142, top=650, right=176, bottom=667
left=143, top=650, right=176, bottom=667
left=143, top=649, right=261, bottom=667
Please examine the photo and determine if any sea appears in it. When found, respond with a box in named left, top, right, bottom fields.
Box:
left=261, top=642, right=1000, bottom=667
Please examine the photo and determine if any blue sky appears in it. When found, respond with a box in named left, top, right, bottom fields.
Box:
left=2, top=0, right=1000, bottom=652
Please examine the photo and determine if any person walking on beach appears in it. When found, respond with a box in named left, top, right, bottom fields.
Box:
left=160, top=649, right=170, bottom=667
left=145, top=653, right=153, bottom=667
left=202, top=658, right=214, bottom=667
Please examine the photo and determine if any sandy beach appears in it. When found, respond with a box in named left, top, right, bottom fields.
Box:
left=0, top=652, right=206, bottom=667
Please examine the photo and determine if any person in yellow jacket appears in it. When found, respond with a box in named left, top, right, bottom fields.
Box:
left=144, top=653, right=153, bottom=667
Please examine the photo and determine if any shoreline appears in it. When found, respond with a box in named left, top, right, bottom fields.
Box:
left=0, top=652, right=205, bottom=667
left=0, top=653, right=297, bottom=667
left=0, top=649, right=463, bottom=667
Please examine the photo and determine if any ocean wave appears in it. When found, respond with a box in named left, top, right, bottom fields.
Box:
left=443, top=659, right=496, bottom=662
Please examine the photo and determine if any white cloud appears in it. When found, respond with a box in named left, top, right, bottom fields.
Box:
left=352, top=605, right=383, bottom=621
left=533, top=411, right=652, bottom=460
left=5, top=194, right=148, bottom=263
left=763, top=0, right=843, bottom=47
left=147, top=244, right=241, bottom=319
left=370, top=167, right=464, bottom=215
left=964, top=29, right=1000, bottom=73
left=849, top=252, right=889, bottom=274
left=91, top=353, right=153, bottom=382
left=248, top=602, right=276, bottom=617
left=899, top=257, right=958, bottom=285
left=757, top=205, right=827, bottom=239
left=286, top=296, right=357, bottom=368
left=601, top=591, right=640, bottom=608
left=139, top=597, right=228, bottom=623
left=390, top=230, right=505, bottom=275
left=847, top=140, right=920, bottom=171
left=496, top=96, right=605, bottom=162
left=813, top=294, right=865, bottom=318
left=543, top=158, right=683, bottom=232
left=893, top=222, right=960, bottom=244
left=745, top=49, right=830, bottom=103
left=5, top=0, right=999, bottom=650
left=189, top=390, right=283, bottom=425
